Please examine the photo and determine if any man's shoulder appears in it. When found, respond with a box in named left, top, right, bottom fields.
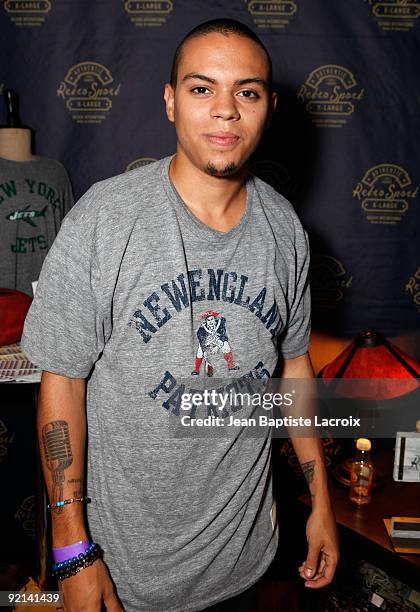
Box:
left=65, top=157, right=168, bottom=225
left=251, top=172, right=307, bottom=240
left=94, top=157, right=165, bottom=194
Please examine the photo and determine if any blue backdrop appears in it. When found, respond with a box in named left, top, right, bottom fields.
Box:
left=1, top=0, right=419, bottom=336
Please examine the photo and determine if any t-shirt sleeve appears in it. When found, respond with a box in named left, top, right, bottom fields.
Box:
left=21, top=192, right=104, bottom=378
left=277, top=222, right=311, bottom=360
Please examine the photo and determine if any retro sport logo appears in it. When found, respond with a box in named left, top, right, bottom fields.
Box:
left=297, top=65, right=364, bottom=128
left=57, top=62, right=121, bottom=124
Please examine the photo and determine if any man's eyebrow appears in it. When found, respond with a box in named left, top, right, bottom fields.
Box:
left=182, top=73, right=268, bottom=91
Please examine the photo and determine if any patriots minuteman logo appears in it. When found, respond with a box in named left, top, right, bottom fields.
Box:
left=191, top=310, right=240, bottom=377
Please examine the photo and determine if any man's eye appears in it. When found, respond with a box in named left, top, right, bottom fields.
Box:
left=191, top=86, right=210, bottom=94
left=238, top=90, right=259, bottom=99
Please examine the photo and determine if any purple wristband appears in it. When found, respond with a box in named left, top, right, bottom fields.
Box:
left=52, top=539, right=90, bottom=563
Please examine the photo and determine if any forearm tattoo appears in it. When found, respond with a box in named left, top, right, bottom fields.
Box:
left=68, top=477, right=83, bottom=498
left=42, top=420, right=73, bottom=515
left=301, top=459, right=315, bottom=486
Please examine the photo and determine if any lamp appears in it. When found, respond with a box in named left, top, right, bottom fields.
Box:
left=318, top=330, right=420, bottom=487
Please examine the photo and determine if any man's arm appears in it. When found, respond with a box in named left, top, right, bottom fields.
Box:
left=281, top=352, right=330, bottom=510
left=280, top=352, right=340, bottom=589
left=38, top=371, right=122, bottom=611
left=37, top=371, right=89, bottom=546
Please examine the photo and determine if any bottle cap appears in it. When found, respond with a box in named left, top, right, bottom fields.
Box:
left=356, top=438, right=371, bottom=451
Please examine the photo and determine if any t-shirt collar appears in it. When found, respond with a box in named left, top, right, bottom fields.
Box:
left=161, top=154, right=254, bottom=243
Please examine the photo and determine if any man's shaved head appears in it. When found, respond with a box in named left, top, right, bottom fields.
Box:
left=164, top=17, right=277, bottom=180
left=170, top=18, right=273, bottom=94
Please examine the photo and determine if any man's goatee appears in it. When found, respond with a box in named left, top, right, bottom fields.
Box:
left=206, top=161, right=238, bottom=177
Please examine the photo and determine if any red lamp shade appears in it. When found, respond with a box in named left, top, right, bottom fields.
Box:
left=319, top=330, right=420, bottom=400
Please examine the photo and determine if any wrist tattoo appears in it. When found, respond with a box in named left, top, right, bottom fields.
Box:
left=301, top=459, right=315, bottom=485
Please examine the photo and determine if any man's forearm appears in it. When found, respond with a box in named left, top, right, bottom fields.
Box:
left=289, top=436, right=331, bottom=509
left=280, top=351, right=332, bottom=511
left=37, top=371, right=89, bottom=546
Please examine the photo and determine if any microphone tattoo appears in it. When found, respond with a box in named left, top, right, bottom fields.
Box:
left=42, top=420, right=73, bottom=514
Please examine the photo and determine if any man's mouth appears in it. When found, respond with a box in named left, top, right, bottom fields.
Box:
left=204, top=132, right=240, bottom=146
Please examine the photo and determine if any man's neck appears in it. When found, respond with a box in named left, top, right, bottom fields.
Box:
left=169, top=149, right=248, bottom=233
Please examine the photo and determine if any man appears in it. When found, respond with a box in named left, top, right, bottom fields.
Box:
left=22, top=18, right=339, bottom=612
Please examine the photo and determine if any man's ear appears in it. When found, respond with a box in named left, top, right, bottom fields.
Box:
left=265, top=91, right=277, bottom=131
left=164, top=83, right=175, bottom=123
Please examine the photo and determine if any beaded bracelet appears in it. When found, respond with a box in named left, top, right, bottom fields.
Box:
left=51, top=542, right=103, bottom=581
left=47, top=496, right=91, bottom=509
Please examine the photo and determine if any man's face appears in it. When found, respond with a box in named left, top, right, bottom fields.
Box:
left=164, top=33, right=277, bottom=177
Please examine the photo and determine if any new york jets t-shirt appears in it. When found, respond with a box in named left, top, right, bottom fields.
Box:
left=0, top=156, right=74, bottom=295
left=21, top=154, right=311, bottom=612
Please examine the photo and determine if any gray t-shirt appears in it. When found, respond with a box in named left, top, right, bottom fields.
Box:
left=21, top=155, right=311, bottom=612
left=0, top=156, right=74, bottom=296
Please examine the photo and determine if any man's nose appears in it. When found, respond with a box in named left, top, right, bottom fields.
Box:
left=210, top=92, right=240, bottom=120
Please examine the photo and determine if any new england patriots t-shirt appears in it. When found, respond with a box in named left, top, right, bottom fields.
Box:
left=21, top=154, right=311, bottom=612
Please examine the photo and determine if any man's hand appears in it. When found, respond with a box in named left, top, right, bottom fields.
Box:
left=60, top=559, right=123, bottom=611
left=298, top=504, right=339, bottom=589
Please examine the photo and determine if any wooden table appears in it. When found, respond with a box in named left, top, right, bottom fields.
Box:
left=298, top=448, right=420, bottom=591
